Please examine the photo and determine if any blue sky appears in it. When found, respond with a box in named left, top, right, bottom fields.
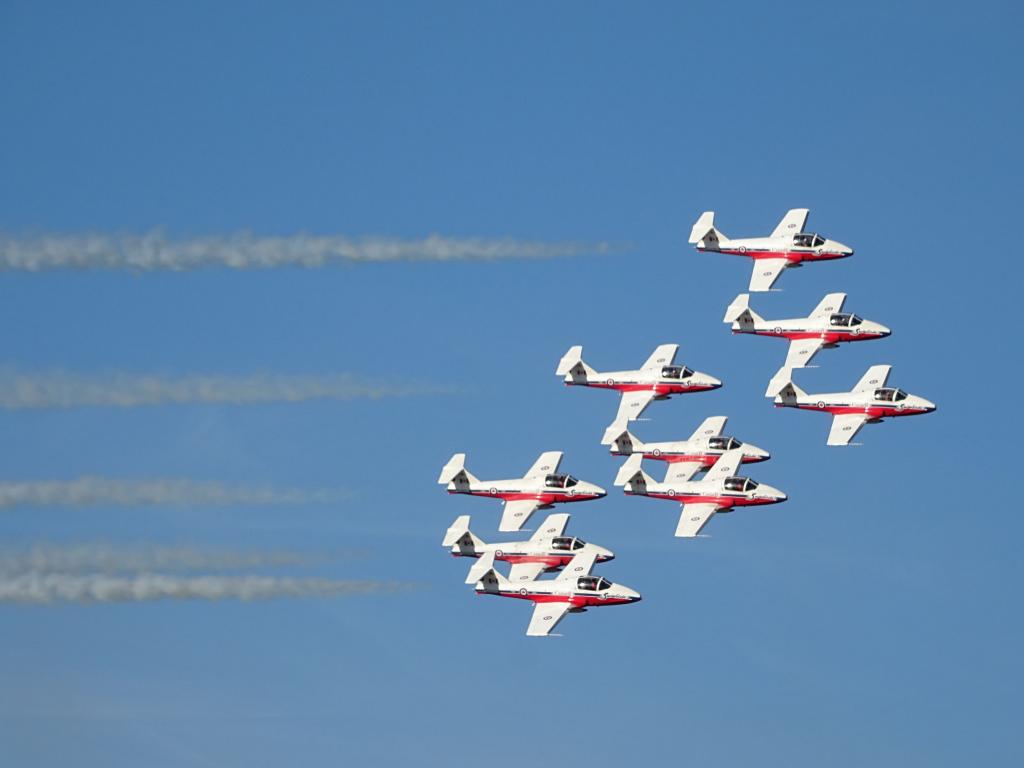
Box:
left=1, top=1, right=1021, bottom=765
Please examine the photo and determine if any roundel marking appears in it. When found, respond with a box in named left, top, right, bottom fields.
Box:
left=489, top=487, right=497, bottom=495
left=520, top=588, right=528, bottom=596
left=544, top=614, right=553, bottom=620
left=667, top=489, right=676, bottom=497
left=738, top=246, right=746, bottom=253
left=495, top=549, right=503, bottom=557
left=652, top=448, right=661, bottom=457
left=774, top=327, right=782, bottom=334
left=606, top=378, right=614, bottom=386
left=817, top=401, right=825, bottom=408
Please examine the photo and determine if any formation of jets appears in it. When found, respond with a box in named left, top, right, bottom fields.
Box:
left=438, top=207, right=936, bottom=636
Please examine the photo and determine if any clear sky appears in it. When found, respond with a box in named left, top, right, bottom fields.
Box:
left=1, top=1, right=1021, bottom=766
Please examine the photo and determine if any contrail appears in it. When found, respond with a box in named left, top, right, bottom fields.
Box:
left=0, top=477, right=343, bottom=508
left=0, top=572, right=419, bottom=604
left=0, top=231, right=613, bottom=272
left=0, top=370, right=448, bottom=409
left=0, top=544, right=320, bottom=575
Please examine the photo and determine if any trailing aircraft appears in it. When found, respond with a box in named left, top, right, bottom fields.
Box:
left=773, top=364, right=936, bottom=446
left=556, top=344, right=722, bottom=444
left=689, top=208, right=853, bottom=291
left=474, top=550, right=641, bottom=636
left=438, top=451, right=605, bottom=532
left=613, top=448, right=786, bottom=538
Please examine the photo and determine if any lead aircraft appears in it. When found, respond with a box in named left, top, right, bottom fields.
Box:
left=607, top=415, right=769, bottom=481
left=614, top=448, right=786, bottom=537
left=556, top=344, right=722, bottom=444
left=474, top=550, right=641, bottom=637
left=773, top=364, right=936, bottom=446
left=438, top=451, right=605, bottom=532
left=442, top=513, right=614, bottom=583
left=722, top=292, right=891, bottom=395
left=689, top=208, right=853, bottom=291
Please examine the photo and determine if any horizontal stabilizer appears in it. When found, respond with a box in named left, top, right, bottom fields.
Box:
left=437, top=453, right=466, bottom=484
left=556, top=345, right=584, bottom=376
left=689, top=211, right=717, bottom=244
left=614, top=454, right=645, bottom=486
left=442, top=515, right=471, bottom=547
left=465, top=550, right=496, bottom=585
left=723, top=294, right=761, bottom=325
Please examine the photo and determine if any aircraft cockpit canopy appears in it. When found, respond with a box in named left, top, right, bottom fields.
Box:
left=724, top=476, right=759, bottom=492
left=661, top=365, right=693, bottom=379
left=545, top=473, right=579, bottom=489
left=829, top=313, right=863, bottom=327
left=709, top=436, right=742, bottom=451
left=794, top=233, right=826, bottom=248
left=551, top=536, right=585, bottom=551
left=873, top=388, right=908, bottom=402
left=577, top=576, right=613, bottom=592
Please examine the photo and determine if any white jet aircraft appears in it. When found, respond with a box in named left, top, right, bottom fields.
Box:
left=723, top=292, right=892, bottom=395
left=614, top=449, right=787, bottom=538
left=607, top=415, right=770, bottom=482
left=438, top=451, right=606, bottom=532
left=773, top=364, right=936, bottom=446
left=556, top=344, right=722, bottom=444
left=442, top=513, right=614, bottom=583
left=689, top=208, right=853, bottom=291
left=474, top=550, right=641, bottom=637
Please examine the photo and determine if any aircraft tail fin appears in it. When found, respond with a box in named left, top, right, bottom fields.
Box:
left=614, top=454, right=653, bottom=493
left=689, top=211, right=729, bottom=249
left=438, top=453, right=479, bottom=489
left=465, top=550, right=496, bottom=585
left=556, top=345, right=596, bottom=382
left=443, top=515, right=486, bottom=553
left=608, top=427, right=643, bottom=456
left=723, top=293, right=763, bottom=327
left=771, top=370, right=807, bottom=403
left=475, top=560, right=510, bottom=593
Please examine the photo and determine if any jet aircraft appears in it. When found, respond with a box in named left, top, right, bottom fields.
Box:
left=773, top=364, right=936, bottom=446
left=689, top=208, right=853, bottom=291
left=613, top=449, right=787, bottom=537
left=607, top=415, right=769, bottom=482
left=723, top=292, right=891, bottom=394
left=556, top=344, right=722, bottom=444
left=474, top=550, right=641, bottom=636
left=438, top=451, right=605, bottom=532
left=442, top=513, right=614, bottom=583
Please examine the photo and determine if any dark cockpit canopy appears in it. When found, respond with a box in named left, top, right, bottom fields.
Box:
left=551, top=536, right=585, bottom=551
left=724, top=476, right=759, bottom=492
left=794, top=233, right=826, bottom=248
left=544, top=473, right=579, bottom=489
left=576, top=576, right=612, bottom=591
left=829, top=313, right=863, bottom=327
left=661, top=365, right=693, bottom=380
left=708, top=436, right=742, bottom=451
left=873, top=387, right=908, bottom=402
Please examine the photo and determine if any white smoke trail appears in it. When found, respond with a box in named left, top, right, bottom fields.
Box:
left=0, top=477, right=343, bottom=508
left=0, top=544, right=320, bottom=575
left=0, top=231, right=613, bottom=272
left=0, top=370, right=446, bottom=409
left=0, top=572, right=418, bottom=604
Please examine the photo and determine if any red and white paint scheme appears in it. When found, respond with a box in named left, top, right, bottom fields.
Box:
left=474, top=551, right=641, bottom=637
left=613, top=448, right=786, bottom=538
left=438, top=451, right=605, bottom=532
left=607, top=415, right=769, bottom=482
left=442, top=512, right=614, bottom=584
left=722, top=292, right=891, bottom=395
left=773, top=364, right=936, bottom=446
left=689, top=208, right=853, bottom=292
left=556, top=343, right=722, bottom=444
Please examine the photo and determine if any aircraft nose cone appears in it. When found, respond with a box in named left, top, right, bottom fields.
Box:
left=921, top=398, right=937, bottom=413
left=706, top=376, right=723, bottom=389
left=625, top=587, right=642, bottom=602
left=749, top=444, right=771, bottom=462
left=600, top=547, right=615, bottom=562
left=876, top=323, right=892, bottom=337
left=592, top=484, right=607, bottom=498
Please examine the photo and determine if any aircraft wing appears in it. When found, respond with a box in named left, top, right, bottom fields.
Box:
left=530, top=513, right=570, bottom=541
left=770, top=208, right=810, bottom=238
left=509, top=562, right=547, bottom=583
left=664, top=461, right=703, bottom=484
left=749, top=258, right=788, bottom=292
left=615, top=390, right=656, bottom=423
left=705, top=448, right=744, bottom=481
left=853, top=365, right=891, bottom=392
left=641, top=344, right=678, bottom=370
left=557, top=551, right=598, bottom=580
left=827, top=414, right=868, bottom=446
left=689, top=416, right=727, bottom=441
left=675, top=503, right=717, bottom=537
left=499, top=500, right=542, bottom=532
left=526, top=601, right=572, bottom=637
left=784, top=338, right=824, bottom=369
left=809, top=292, right=846, bottom=319
left=524, top=451, right=562, bottom=480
